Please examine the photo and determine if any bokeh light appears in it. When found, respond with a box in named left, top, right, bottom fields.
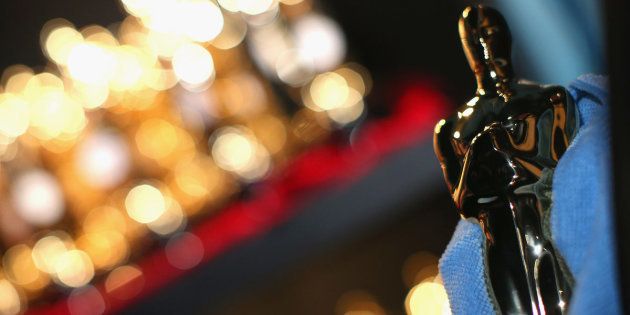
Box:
left=76, top=129, right=131, bottom=189
left=293, top=14, right=345, bottom=72
left=67, top=43, right=116, bottom=86
left=54, top=249, right=95, bottom=288
left=41, top=20, right=83, bottom=65
left=32, top=232, right=75, bottom=275
left=3, top=244, right=43, bottom=287
left=76, top=231, right=129, bottom=270
left=125, top=184, right=167, bottom=224
left=11, top=169, right=65, bottom=227
left=0, top=0, right=374, bottom=310
left=0, top=93, right=29, bottom=138
left=405, top=281, right=450, bottom=315
left=210, top=126, right=271, bottom=181
left=172, top=43, right=215, bottom=86
left=147, top=197, right=185, bottom=235
left=180, top=1, right=224, bottom=43
left=0, top=279, right=22, bottom=315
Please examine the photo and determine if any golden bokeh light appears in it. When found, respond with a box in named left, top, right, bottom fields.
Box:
left=110, top=45, right=146, bottom=91
left=11, top=169, right=65, bottom=227
left=42, top=22, right=84, bottom=65
left=326, top=92, right=364, bottom=125
left=75, top=129, right=131, bottom=189
left=218, top=0, right=276, bottom=15
left=32, top=232, right=75, bottom=275
left=135, top=118, right=179, bottom=161
left=25, top=74, right=87, bottom=140
left=125, top=184, right=167, bottom=224
left=405, top=281, right=451, bottom=315
left=210, top=14, right=247, bottom=50
left=0, top=0, right=373, bottom=309
left=3, top=245, right=42, bottom=286
left=210, top=126, right=271, bottom=181
left=147, top=197, right=185, bottom=235
left=335, top=66, right=369, bottom=96
left=275, top=49, right=315, bottom=87
left=180, top=1, right=224, bottom=43
left=70, top=82, right=110, bottom=109
left=83, top=206, right=128, bottom=235
left=173, top=157, right=216, bottom=198
left=2, top=65, right=34, bottom=95
left=293, top=13, right=345, bottom=72
left=82, top=25, right=119, bottom=47
left=77, top=231, right=129, bottom=270
left=172, top=43, right=215, bottom=86
left=67, top=42, right=116, bottom=86
left=308, top=72, right=350, bottom=111
left=0, top=93, right=30, bottom=138
left=0, top=279, right=22, bottom=315
left=54, top=249, right=95, bottom=288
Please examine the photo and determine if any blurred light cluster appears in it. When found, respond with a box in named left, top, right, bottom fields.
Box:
left=0, top=0, right=372, bottom=313
left=335, top=251, right=451, bottom=315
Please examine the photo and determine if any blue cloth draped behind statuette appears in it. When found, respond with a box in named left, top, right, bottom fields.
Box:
left=438, top=74, right=621, bottom=315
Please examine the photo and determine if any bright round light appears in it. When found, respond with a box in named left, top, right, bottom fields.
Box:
left=308, top=72, right=349, bottom=111
left=11, top=169, right=65, bottom=226
left=0, top=93, right=29, bottom=138
left=406, top=282, right=450, bottom=315
left=54, top=250, right=95, bottom=288
left=275, top=49, right=314, bottom=86
left=0, top=279, right=21, bottom=315
left=67, top=43, right=116, bottom=85
left=125, top=184, right=167, bottom=224
left=237, top=0, right=274, bottom=15
left=210, top=126, right=271, bottom=181
left=44, top=26, right=84, bottom=65
left=147, top=197, right=185, bottom=235
left=293, top=14, right=346, bottom=72
left=181, top=1, right=224, bottom=42
left=3, top=244, right=40, bottom=286
left=32, top=233, right=73, bottom=274
left=327, top=92, right=364, bottom=125
left=76, top=130, right=131, bottom=189
left=172, top=43, right=215, bottom=86
left=29, top=89, right=86, bottom=140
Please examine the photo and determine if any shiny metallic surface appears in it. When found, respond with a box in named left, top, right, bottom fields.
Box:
left=434, top=5, right=576, bottom=314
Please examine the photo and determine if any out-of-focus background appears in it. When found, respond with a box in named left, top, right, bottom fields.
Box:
left=0, top=1, right=604, bottom=314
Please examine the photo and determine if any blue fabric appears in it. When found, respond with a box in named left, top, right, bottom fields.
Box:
left=439, top=74, right=620, bottom=314
left=440, top=219, right=496, bottom=314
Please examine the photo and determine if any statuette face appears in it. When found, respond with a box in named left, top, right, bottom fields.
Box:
left=434, top=5, right=577, bottom=314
